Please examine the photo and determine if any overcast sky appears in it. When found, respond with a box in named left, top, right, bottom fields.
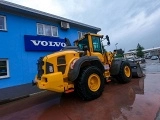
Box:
left=5, top=0, right=160, bottom=52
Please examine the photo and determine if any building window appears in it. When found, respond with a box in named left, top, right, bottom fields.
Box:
left=37, top=23, right=58, bottom=37
left=0, top=15, right=7, bottom=31
left=78, top=31, right=85, bottom=39
left=0, top=59, right=9, bottom=79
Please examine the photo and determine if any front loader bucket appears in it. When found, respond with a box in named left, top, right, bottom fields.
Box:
left=128, top=61, right=144, bottom=78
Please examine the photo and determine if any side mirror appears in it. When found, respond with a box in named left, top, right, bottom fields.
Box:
left=106, top=35, right=110, bottom=45
left=106, top=35, right=109, bottom=41
left=107, top=41, right=110, bottom=45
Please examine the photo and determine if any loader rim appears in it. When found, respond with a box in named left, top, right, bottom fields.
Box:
left=88, top=74, right=101, bottom=92
left=124, top=66, right=131, bottom=77
left=116, top=61, right=132, bottom=83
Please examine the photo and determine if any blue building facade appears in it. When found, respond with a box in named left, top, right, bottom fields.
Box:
left=0, top=1, right=101, bottom=102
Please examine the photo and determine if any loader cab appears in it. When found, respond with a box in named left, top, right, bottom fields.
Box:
left=77, top=33, right=103, bottom=52
left=77, top=33, right=105, bottom=62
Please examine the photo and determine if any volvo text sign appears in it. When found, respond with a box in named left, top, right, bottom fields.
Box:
left=24, top=35, right=66, bottom=51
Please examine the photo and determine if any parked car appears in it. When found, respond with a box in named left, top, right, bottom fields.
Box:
left=151, top=56, right=158, bottom=60
left=127, top=57, right=145, bottom=63
left=126, top=57, right=146, bottom=69
left=135, top=58, right=146, bottom=63
left=145, top=56, right=151, bottom=59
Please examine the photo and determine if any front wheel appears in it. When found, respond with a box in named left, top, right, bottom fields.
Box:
left=117, top=61, right=132, bottom=83
left=75, top=66, right=105, bottom=101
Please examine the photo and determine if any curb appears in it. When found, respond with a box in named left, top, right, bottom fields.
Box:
left=0, top=95, right=29, bottom=105
left=0, top=90, right=47, bottom=105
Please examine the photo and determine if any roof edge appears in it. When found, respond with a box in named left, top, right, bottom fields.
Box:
left=0, top=0, right=101, bottom=32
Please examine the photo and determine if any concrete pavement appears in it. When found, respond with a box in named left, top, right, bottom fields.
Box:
left=0, top=59, right=160, bottom=120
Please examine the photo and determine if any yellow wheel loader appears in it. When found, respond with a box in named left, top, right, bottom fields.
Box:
left=33, top=33, right=143, bottom=100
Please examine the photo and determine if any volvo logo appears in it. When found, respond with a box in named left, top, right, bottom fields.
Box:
left=24, top=35, right=66, bottom=51
left=30, top=40, right=66, bottom=47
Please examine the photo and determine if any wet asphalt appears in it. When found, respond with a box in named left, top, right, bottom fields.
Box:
left=0, top=59, right=160, bottom=120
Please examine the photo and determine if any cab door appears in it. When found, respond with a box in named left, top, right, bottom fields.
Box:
left=90, top=36, right=104, bottom=63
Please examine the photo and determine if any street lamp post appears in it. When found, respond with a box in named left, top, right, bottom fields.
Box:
left=115, top=43, right=118, bottom=50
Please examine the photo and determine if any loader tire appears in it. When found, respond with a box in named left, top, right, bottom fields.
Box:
left=75, top=66, right=105, bottom=101
left=117, top=61, right=132, bottom=83
left=132, top=63, right=144, bottom=78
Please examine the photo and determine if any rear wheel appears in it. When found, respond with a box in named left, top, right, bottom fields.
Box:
left=75, top=66, right=105, bottom=100
left=117, top=61, right=132, bottom=83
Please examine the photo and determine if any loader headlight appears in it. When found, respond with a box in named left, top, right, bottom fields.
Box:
left=49, top=66, right=54, bottom=72
left=46, top=62, right=54, bottom=74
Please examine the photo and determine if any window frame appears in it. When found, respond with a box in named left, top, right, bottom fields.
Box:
left=0, top=15, right=7, bottom=31
left=0, top=59, right=10, bottom=79
left=51, top=26, right=58, bottom=37
left=37, top=23, right=58, bottom=37
left=78, top=31, right=85, bottom=39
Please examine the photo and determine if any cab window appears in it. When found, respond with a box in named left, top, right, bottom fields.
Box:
left=92, top=36, right=102, bottom=53
left=77, top=37, right=89, bottom=51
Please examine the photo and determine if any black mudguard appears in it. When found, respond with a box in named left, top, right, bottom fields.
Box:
left=68, top=56, right=105, bottom=81
left=110, top=59, right=123, bottom=76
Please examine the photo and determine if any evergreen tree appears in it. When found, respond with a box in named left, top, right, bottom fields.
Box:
left=115, top=49, right=124, bottom=58
left=136, top=43, right=144, bottom=57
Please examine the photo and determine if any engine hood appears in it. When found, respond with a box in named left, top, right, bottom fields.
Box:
left=46, top=50, right=79, bottom=60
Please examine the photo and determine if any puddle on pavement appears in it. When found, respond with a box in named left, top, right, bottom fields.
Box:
left=1, top=74, right=160, bottom=120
